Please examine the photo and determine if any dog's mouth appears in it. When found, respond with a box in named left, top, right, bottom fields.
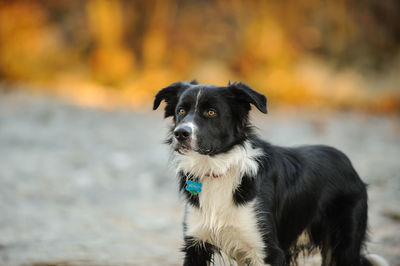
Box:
left=175, top=143, right=215, bottom=156
left=173, top=140, right=193, bottom=154
left=172, top=137, right=217, bottom=156
left=175, top=146, right=192, bottom=154
left=174, top=142, right=213, bottom=155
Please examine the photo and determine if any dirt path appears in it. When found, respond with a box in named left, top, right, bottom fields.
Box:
left=0, top=91, right=399, bottom=265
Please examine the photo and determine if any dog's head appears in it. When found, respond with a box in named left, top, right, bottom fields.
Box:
left=153, top=81, right=267, bottom=155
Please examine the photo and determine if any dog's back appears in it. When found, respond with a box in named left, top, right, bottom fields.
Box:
left=257, top=143, right=370, bottom=265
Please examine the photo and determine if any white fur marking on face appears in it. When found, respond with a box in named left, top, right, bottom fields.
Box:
left=195, top=89, right=202, bottom=113
left=180, top=122, right=198, bottom=150
left=179, top=142, right=266, bottom=264
left=184, top=122, right=197, bottom=134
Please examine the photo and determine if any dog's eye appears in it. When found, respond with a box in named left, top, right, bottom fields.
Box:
left=178, top=108, right=186, bottom=116
left=206, top=109, right=216, bottom=117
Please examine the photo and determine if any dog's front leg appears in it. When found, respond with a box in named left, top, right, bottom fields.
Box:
left=264, top=245, right=286, bottom=266
left=182, top=236, right=215, bottom=266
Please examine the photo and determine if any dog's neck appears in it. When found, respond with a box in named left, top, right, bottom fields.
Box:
left=174, top=141, right=262, bottom=181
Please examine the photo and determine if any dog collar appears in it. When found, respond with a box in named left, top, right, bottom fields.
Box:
left=185, top=172, right=224, bottom=195
left=205, top=172, right=223, bottom=178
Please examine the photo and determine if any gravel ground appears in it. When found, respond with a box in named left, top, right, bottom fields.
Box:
left=0, top=91, right=399, bottom=266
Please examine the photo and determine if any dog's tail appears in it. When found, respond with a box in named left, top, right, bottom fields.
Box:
left=362, top=254, right=389, bottom=266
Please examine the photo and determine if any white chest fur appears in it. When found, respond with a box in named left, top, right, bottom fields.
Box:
left=186, top=177, right=266, bottom=265
left=176, top=142, right=266, bottom=265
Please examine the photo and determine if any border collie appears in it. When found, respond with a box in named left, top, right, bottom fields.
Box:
left=153, top=81, right=388, bottom=266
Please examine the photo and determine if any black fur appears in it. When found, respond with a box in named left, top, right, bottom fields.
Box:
left=182, top=236, right=216, bottom=266
left=154, top=81, right=376, bottom=266
left=253, top=141, right=372, bottom=265
left=178, top=171, right=200, bottom=208
left=233, top=173, right=258, bottom=206
left=153, top=80, right=198, bottom=118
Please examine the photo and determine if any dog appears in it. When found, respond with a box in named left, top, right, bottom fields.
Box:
left=153, top=81, right=388, bottom=266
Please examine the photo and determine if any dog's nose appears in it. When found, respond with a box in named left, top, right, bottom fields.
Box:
left=174, top=125, right=192, bottom=141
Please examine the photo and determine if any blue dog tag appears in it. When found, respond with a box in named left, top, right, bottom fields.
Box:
left=185, top=180, right=202, bottom=194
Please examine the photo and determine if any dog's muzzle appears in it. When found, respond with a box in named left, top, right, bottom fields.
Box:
left=173, top=125, right=193, bottom=153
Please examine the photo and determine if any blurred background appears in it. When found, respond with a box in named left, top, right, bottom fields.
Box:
left=0, top=0, right=399, bottom=265
left=1, top=0, right=400, bottom=111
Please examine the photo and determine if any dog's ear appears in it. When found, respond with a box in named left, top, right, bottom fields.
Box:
left=153, top=81, right=190, bottom=118
left=228, top=82, right=267, bottom=114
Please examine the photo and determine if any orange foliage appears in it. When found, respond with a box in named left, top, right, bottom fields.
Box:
left=0, top=0, right=399, bottom=112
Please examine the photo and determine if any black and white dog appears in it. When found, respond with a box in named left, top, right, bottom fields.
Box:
left=153, top=81, right=387, bottom=266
